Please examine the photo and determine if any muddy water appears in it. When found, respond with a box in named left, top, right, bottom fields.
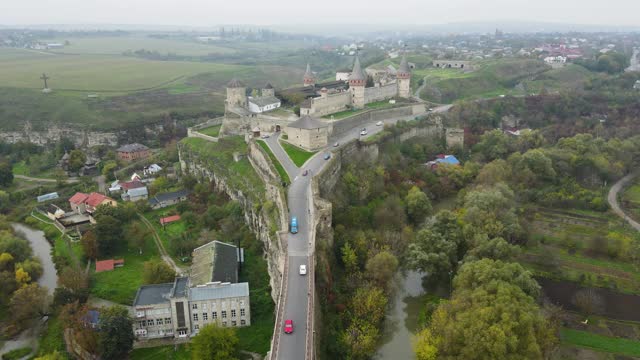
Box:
left=374, top=270, right=428, bottom=360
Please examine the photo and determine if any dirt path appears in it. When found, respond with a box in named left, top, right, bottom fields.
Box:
left=137, top=213, right=184, bottom=275
left=14, top=174, right=79, bottom=183
left=607, top=172, right=640, bottom=231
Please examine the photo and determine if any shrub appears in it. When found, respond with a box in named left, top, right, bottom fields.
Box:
left=2, top=347, right=32, bottom=360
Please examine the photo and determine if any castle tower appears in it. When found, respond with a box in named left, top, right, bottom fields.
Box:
left=397, top=53, right=411, bottom=98
left=303, top=63, right=315, bottom=87
left=348, top=55, right=366, bottom=109
left=226, top=78, right=247, bottom=110
left=262, top=83, right=275, bottom=97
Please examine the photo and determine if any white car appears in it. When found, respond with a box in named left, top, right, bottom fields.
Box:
left=261, top=134, right=270, bottom=139
left=299, top=264, right=307, bottom=275
left=376, top=121, right=383, bottom=126
left=360, top=129, right=368, bottom=136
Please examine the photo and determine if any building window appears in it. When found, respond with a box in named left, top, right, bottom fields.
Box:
left=212, top=312, right=217, bottom=319
left=147, top=319, right=154, bottom=326
left=194, top=324, right=199, bottom=330
left=193, top=313, right=198, bottom=322
left=192, top=303, right=198, bottom=310
left=231, top=310, right=236, bottom=318
left=157, top=318, right=163, bottom=325
left=232, top=321, right=237, bottom=326
left=178, top=330, right=187, bottom=336
left=203, top=313, right=208, bottom=321
left=165, top=318, right=172, bottom=325
left=138, top=321, right=145, bottom=328
left=241, top=320, right=246, bottom=325
left=221, top=311, right=227, bottom=319
left=222, top=321, right=227, bottom=327
left=240, top=309, right=245, bottom=317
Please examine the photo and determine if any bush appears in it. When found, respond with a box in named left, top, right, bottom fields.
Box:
left=2, top=347, right=32, bottom=360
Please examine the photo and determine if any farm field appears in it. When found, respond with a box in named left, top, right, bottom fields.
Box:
left=46, top=36, right=236, bottom=56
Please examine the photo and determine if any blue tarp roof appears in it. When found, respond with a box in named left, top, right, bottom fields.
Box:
left=436, top=155, right=460, bottom=165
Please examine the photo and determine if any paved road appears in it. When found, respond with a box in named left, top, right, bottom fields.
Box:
left=269, top=105, right=450, bottom=359
left=626, top=49, right=640, bottom=73
left=607, top=172, right=640, bottom=231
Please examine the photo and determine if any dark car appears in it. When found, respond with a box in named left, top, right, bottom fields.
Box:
left=323, top=153, right=331, bottom=160
left=284, top=319, right=293, bottom=334
left=302, top=169, right=309, bottom=176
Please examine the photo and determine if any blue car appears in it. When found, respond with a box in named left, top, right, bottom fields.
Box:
left=290, top=217, right=298, bottom=234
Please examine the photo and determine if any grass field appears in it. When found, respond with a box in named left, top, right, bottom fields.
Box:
left=561, top=328, right=640, bottom=356
left=198, top=124, right=221, bottom=137
left=91, top=223, right=161, bottom=305
left=257, top=140, right=290, bottom=184
left=142, top=207, right=191, bottom=264
left=130, top=344, right=191, bottom=360
left=47, top=36, right=236, bottom=56
left=279, top=141, right=316, bottom=167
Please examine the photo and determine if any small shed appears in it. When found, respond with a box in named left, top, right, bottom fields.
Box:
left=160, top=215, right=181, bottom=226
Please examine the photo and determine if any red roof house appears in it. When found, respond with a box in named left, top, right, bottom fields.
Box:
left=95, top=259, right=125, bottom=272
left=69, top=192, right=117, bottom=215
left=119, top=180, right=145, bottom=191
left=160, top=215, right=181, bottom=226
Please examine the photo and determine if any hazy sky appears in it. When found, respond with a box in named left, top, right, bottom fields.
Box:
left=2, top=0, right=639, bottom=27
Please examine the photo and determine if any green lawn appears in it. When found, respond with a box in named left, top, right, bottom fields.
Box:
left=560, top=328, right=640, bottom=356
left=257, top=140, right=290, bottom=184
left=12, top=160, right=57, bottom=179
left=91, top=224, right=160, bottom=305
left=129, top=344, right=191, bottom=360
left=279, top=141, right=316, bottom=167
left=37, top=315, right=69, bottom=359
left=198, top=124, right=221, bottom=137
left=142, top=207, right=190, bottom=264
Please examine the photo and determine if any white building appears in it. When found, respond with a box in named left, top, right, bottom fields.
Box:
left=133, top=277, right=251, bottom=339
left=247, top=96, right=281, bottom=113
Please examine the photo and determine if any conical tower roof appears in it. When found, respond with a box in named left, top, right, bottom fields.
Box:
left=398, top=54, right=410, bottom=73
left=348, top=55, right=366, bottom=81
left=264, top=82, right=274, bottom=89
left=227, top=78, right=245, bottom=88
left=304, top=63, right=313, bottom=78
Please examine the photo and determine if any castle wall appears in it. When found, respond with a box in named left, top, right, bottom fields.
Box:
left=283, top=127, right=329, bottom=151
left=303, top=92, right=351, bottom=117
left=364, top=83, right=398, bottom=104
left=329, top=104, right=425, bottom=140
left=432, top=60, right=473, bottom=70
left=222, top=114, right=291, bottom=136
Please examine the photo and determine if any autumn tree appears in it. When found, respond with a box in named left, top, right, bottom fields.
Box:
left=80, top=231, right=98, bottom=260
left=406, top=186, right=432, bottom=225
left=365, top=251, right=398, bottom=290
left=351, top=287, right=387, bottom=326
left=413, top=328, right=439, bottom=360
left=142, top=259, right=176, bottom=285
left=190, top=323, right=240, bottom=360
left=10, top=283, right=49, bottom=326
left=341, top=319, right=379, bottom=360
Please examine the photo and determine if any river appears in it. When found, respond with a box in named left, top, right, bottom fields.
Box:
left=0, top=223, right=59, bottom=356
left=374, top=270, right=428, bottom=360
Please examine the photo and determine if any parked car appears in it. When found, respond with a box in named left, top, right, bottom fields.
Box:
left=360, top=128, right=368, bottom=136
left=290, top=217, right=298, bottom=234
left=376, top=121, right=383, bottom=126
left=284, top=319, right=294, bottom=334
left=302, top=169, right=308, bottom=176
left=428, top=108, right=434, bottom=112
left=299, top=264, right=307, bottom=275
left=261, top=134, right=270, bottom=139
left=333, top=142, right=339, bottom=147
left=323, top=153, right=331, bottom=160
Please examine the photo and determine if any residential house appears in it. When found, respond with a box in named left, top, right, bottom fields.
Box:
left=144, top=164, right=162, bottom=176
left=45, top=204, right=66, bottom=220
left=122, top=186, right=149, bottom=202
left=132, top=277, right=250, bottom=339
left=247, top=96, right=281, bottom=113
left=69, top=192, right=117, bottom=215
left=117, top=143, right=150, bottom=161
left=426, top=154, right=461, bottom=169
left=148, top=190, right=190, bottom=210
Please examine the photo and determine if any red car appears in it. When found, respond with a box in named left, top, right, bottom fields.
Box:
left=284, top=319, right=293, bottom=334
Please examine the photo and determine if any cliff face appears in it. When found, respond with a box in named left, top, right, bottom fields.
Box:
left=178, top=138, right=287, bottom=303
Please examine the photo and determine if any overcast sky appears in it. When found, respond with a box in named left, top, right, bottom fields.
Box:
left=2, top=0, right=639, bottom=28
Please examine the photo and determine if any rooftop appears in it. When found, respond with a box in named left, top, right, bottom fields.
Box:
left=149, top=189, right=191, bottom=205
left=249, top=95, right=281, bottom=107
left=287, top=115, right=329, bottom=130
left=189, top=282, right=249, bottom=302
left=227, top=78, right=245, bottom=88
left=133, top=282, right=173, bottom=307
left=190, top=240, right=242, bottom=286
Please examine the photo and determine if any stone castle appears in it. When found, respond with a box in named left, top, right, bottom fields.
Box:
left=218, top=53, right=417, bottom=150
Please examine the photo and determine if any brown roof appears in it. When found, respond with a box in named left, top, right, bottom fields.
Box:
left=69, top=192, right=89, bottom=205
left=85, top=192, right=113, bottom=208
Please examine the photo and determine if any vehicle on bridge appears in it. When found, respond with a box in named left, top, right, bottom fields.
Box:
left=299, top=264, right=307, bottom=275
left=284, top=319, right=294, bottom=334
left=360, top=128, right=367, bottom=136
left=290, top=216, right=298, bottom=234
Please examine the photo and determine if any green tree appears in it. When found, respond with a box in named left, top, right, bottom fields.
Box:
left=413, top=328, right=440, bottom=360
left=101, top=160, right=118, bottom=180
left=35, top=351, right=65, bottom=360
left=365, top=251, right=398, bottom=290
left=99, top=306, right=134, bottom=360
left=142, top=259, right=176, bottom=285
left=125, top=221, right=150, bottom=254
left=462, top=183, right=521, bottom=240
left=93, top=215, right=123, bottom=256
left=406, top=186, right=432, bottom=225
left=341, top=241, right=359, bottom=273
left=454, top=259, right=540, bottom=298
left=0, top=162, right=13, bottom=187
left=16, top=258, right=43, bottom=282
left=68, top=149, right=87, bottom=173
left=190, top=323, right=240, bottom=360
left=351, top=286, right=387, bottom=325
left=341, top=319, right=379, bottom=360
left=0, top=252, right=14, bottom=271
left=465, top=236, right=519, bottom=262
left=0, top=231, right=33, bottom=262
left=81, top=231, right=98, bottom=260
